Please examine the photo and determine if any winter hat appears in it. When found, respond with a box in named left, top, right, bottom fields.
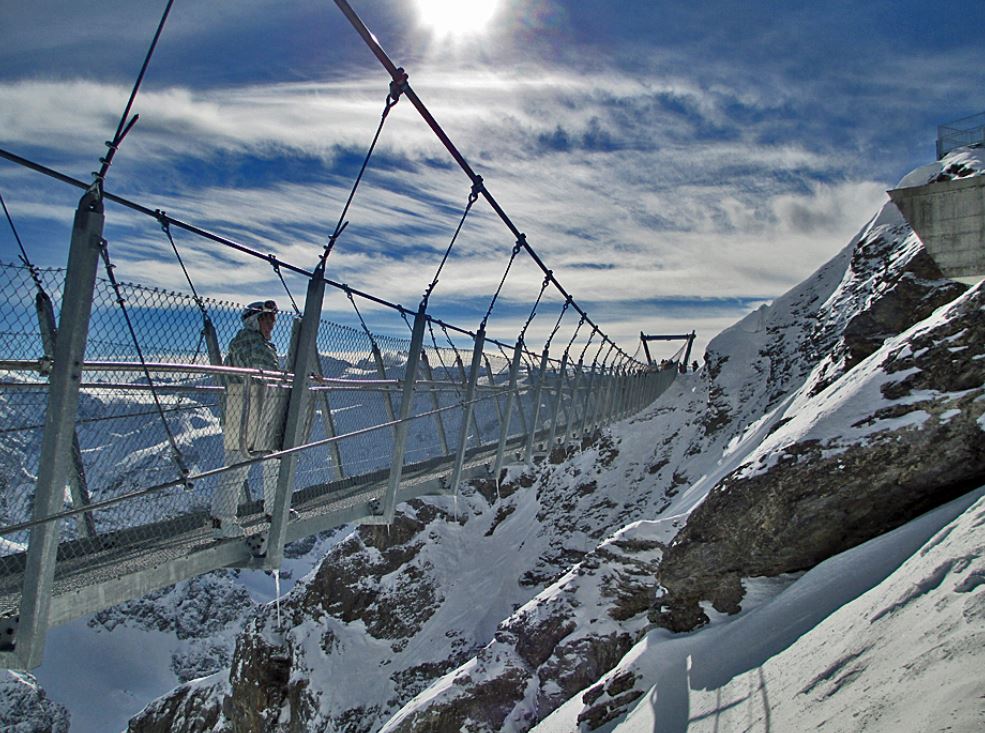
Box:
left=241, top=299, right=277, bottom=329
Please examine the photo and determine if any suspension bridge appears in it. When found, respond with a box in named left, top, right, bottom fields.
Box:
left=0, top=0, right=684, bottom=669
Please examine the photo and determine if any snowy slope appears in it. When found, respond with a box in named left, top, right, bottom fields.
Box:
left=536, top=487, right=985, bottom=733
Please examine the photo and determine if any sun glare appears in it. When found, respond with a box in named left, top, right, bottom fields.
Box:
left=414, top=0, right=500, bottom=36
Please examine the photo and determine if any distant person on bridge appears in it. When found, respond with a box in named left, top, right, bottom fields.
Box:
left=212, top=299, right=284, bottom=539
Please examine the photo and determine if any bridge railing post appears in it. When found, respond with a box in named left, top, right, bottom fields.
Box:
left=17, top=189, right=104, bottom=668
left=265, top=265, right=325, bottom=568
left=449, top=326, right=485, bottom=503
left=454, top=352, right=483, bottom=448
left=560, top=359, right=582, bottom=444
left=577, top=360, right=597, bottom=439
left=372, top=342, right=398, bottom=432
left=420, top=351, right=450, bottom=458
left=493, top=338, right=523, bottom=482
left=379, top=302, right=428, bottom=523
left=288, top=318, right=344, bottom=481
left=34, top=290, right=97, bottom=541
left=484, top=354, right=505, bottom=432
left=591, top=360, right=608, bottom=431
left=523, top=347, right=550, bottom=463
left=546, top=351, right=570, bottom=453
left=511, top=353, right=530, bottom=440
left=616, top=365, right=629, bottom=419
left=604, top=359, right=625, bottom=423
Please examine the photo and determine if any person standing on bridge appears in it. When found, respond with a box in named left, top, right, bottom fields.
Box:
left=212, top=299, right=284, bottom=539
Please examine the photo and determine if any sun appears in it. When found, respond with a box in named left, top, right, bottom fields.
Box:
left=414, top=0, right=500, bottom=36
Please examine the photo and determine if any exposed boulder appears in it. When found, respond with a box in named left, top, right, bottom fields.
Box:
left=128, top=676, right=223, bottom=733
left=0, top=670, right=70, bottom=733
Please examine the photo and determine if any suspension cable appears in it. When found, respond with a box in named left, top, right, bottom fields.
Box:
left=426, top=319, right=457, bottom=389
left=518, top=272, right=551, bottom=345
left=422, top=176, right=482, bottom=306
left=1, top=189, right=45, bottom=292
left=155, top=212, right=219, bottom=365
left=578, top=327, right=598, bottom=363
left=156, top=212, right=209, bottom=318
left=544, top=296, right=572, bottom=353
left=439, top=321, right=467, bottom=371
left=94, top=0, right=175, bottom=187
left=481, top=234, right=524, bottom=329
left=322, top=74, right=406, bottom=263
left=564, top=313, right=587, bottom=357
left=98, top=239, right=190, bottom=485
left=346, top=285, right=379, bottom=349
left=269, top=253, right=301, bottom=316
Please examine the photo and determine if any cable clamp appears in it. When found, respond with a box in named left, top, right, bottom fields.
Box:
left=469, top=176, right=484, bottom=202
left=388, top=68, right=409, bottom=104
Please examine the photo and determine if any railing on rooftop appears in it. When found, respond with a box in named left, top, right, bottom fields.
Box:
left=937, top=111, right=985, bottom=159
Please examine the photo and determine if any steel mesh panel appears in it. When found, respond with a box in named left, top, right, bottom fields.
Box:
left=0, top=257, right=655, bottom=628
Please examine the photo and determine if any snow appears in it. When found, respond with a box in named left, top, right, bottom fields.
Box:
left=535, top=487, right=985, bottom=733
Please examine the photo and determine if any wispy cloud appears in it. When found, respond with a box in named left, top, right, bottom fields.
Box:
left=2, top=0, right=981, bottom=359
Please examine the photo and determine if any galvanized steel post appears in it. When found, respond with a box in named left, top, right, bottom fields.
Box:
left=266, top=266, right=325, bottom=567
left=523, top=347, right=550, bottom=463
left=449, top=326, right=485, bottom=498
left=18, top=189, right=104, bottom=668
left=546, top=351, right=570, bottom=452
left=493, top=338, right=523, bottom=482
left=420, top=351, right=450, bottom=457
left=381, top=302, right=428, bottom=523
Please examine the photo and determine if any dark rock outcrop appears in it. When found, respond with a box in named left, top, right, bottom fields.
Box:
left=656, top=285, right=985, bottom=632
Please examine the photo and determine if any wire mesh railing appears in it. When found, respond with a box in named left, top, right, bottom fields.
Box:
left=937, top=111, right=985, bottom=160
left=0, top=259, right=669, bottom=627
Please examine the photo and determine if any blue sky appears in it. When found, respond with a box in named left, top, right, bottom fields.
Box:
left=1, top=0, right=983, bottom=360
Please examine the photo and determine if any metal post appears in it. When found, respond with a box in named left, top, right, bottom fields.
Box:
left=616, top=366, right=628, bottom=419
left=34, top=291, right=97, bottom=541
left=640, top=331, right=653, bottom=366
left=372, top=343, right=397, bottom=427
left=420, top=351, right=449, bottom=457
left=524, top=348, right=550, bottom=462
left=312, top=365, right=345, bottom=481
left=546, top=352, right=570, bottom=452
left=454, top=353, right=483, bottom=448
left=579, top=361, right=598, bottom=438
left=484, top=354, right=505, bottom=430
left=512, top=354, right=529, bottom=440
left=292, top=316, right=344, bottom=479
left=592, top=355, right=614, bottom=431
left=202, top=317, right=223, bottom=369
left=380, top=302, right=427, bottom=523
left=265, top=267, right=325, bottom=568
left=492, top=338, right=523, bottom=482
left=561, top=360, right=584, bottom=444
left=600, top=361, right=617, bottom=425
left=601, top=359, right=621, bottom=425
left=448, top=326, right=485, bottom=499
left=683, top=331, right=696, bottom=369
left=18, top=189, right=104, bottom=668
